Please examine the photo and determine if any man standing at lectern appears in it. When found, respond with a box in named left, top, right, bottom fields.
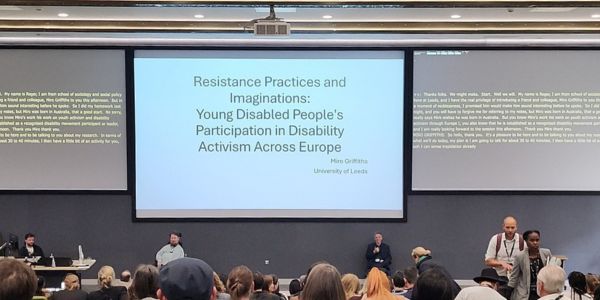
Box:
left=18, top=233, right=44, bottom=258
left=366, top=231, right=392, bottom=275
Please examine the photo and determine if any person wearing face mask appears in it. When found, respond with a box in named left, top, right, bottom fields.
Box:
left=508, top=230, right=552, bottom=300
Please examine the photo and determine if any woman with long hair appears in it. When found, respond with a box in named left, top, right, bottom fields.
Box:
left=341, top=273, right=362, bottom=300
left=227, top=266, right=253, bottom=300
left=301, top=263, right=345, bottom=300
left=363, top=268, right=405, bottom=300
left=128, top=264, right=159, bottom=300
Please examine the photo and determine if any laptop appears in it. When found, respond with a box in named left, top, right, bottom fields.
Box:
left=37, top=257, right=73, bottom=267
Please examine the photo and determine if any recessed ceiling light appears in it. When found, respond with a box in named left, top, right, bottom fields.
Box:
left=194, top=14, right=204, bottom=19
left=57, top=13, right=69, bottom=18
left=592, top=14, right=600, bottom=18
left=322, top=15, right=333, bottom=19
left=450, top=14, right=462, bottom=19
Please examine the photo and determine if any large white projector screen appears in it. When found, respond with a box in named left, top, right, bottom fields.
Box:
left=413, top=50, right=600, bottom=191
left=134, top=50, right=405, bottom=219
left=0, top=49, right=127, bottom=190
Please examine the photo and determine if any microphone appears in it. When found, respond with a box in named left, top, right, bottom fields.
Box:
left=0, top=242, right=8, bottom=252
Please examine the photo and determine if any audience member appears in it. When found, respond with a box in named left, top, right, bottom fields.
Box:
left=301, top=263, right=345, bottom=300
left=363, top=268, right=405, bottom=300
left=508, top=230, right=551, bottom=300
left=594, top=287, right=600, bottom=300
left=366, top=232, right=392, bottom=275
left=129, top=264, right=159, bottom=300
left=287, top=279, right=302, bottom=300
left=157, top=257, right=216, bottom=300
left=411, top=247, right=460, bottom=295
left=213, top=272, right=231, bottom=300
left=251, top=273, right=278, bottom=300
left=569, top=271, right=593, bottom=300
left=0, top=259, right=37, bottom=300
left=51, top=273, right=87, bottom=300
left=33, top=275, right=49, bottom=300
left=268, top=275, right=286, bottom=300
left=341, top=273, right=362, bottom=300
left=391, top=271, right=406, bottom=295
left=411, top=267, right=458, bottom=300
left=155, top=232, right=184, bottom=268
left=87, top=265, right=128, bottom=300
left=454, top=268, right=506, bottom=300
left=120, top=270, right=132, bottom=289
left=18, top=233, right=45, bottom=258
left=401, top=267, right=417, bottom=299
left=536, top=265, right=567, bottom=300
left=227, top=265, right=254, bottom=300
left=586, top=274, right=600, bottom=295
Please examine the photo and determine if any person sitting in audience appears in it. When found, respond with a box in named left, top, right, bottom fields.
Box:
left=155, top=232, right=184, bottom=268
left=401, top=267, right=417, bottom=299
left=411, top=247, right=460, bottom=295
left=341, top=273, right=362, bottom=300
left=287, top=279, right=302, bottom=300
left=536, top=265, right=567, bottom=300
left=411, top=267, right=458, bottom=300
left=227, top=265, right=254, bottom=300
left=250, top=273, right=278, bottom=300
left=128, top=264, right=159, bottom=300
left=0, top=259, right=37, bottom=300
left=268, top=275, right=286, bottom=300
left=33, top=275, right=49, bottom=300
left=391, top=271, right=406, bottom=296
left=18, top=233, right=45, bottom=258
left=50, top=273, right=87, bottom=300
left=87, top=265, right=128, bottom=300
left=595, top=287, right=600, bottom=300
left=157, top=257, right=216, bottom=300
left=363, top=268, right=406, bottom=300
left=508, top=230, right=552, bottom=300
left=586, top=274, right=600, bottom=295
left=569, top=271, right=593, bottom=300
left=301, top=263, right=345, bottom=300
left=454, top=268, right=506, bottom=300
left=213, top=272, right=231, bottom=300
left=119, top=270, right=132, bottom=289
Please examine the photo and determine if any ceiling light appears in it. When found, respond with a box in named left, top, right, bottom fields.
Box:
left=450, top=14, right=462, bottom=19
left=194, top=14, right=204, bottom=19
left=57, top=13, right=69, bottom=18
left=592, top=14, right=600, bottom=19
left=322, top=15, right=333, bottom=19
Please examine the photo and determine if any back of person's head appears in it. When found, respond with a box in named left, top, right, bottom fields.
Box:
left=288, top=279, right=302, bottom=296
left=341, top=273, right=360, bottom=299
left=270, top=274, right=280, bottom=293
left=36, top=275, right=46, bottom=296
left=392, top=271, right=405, bottom=288
left=364, top=268, right=395, bottom=300
left=158, top=257, right=215, bottom=300
left=130, top=264, right=159, bottom=299
left=98, top=265, right=115, bottom=289
left=595, top=285, right=600, bottom=300
left=302, top=263, right=345, bottom=300
left=586, top=273, right=600, bottom=294
left=228, top=266, right=253, bottom=300
left=411, top=247, right=431, bottom=259
left=0, top=259, right=37, bottom=300
left=213, top=272, right=226, bottom=293
left=121, top=270, right=132, bottom=282
left=403, top=267, right=418, bottom=285
left=569, top=271, right=588, bottom=298
left=262, top=275, right=274, bottom=293
left=537, top=265, right=566, bottom=295
left=306, top=260, right=330, bottom=279
left=63, top=273, right=80, bottom=291
left=412, top=268, right=457, bottom=300
left=252, top=272, right=264, bottom=292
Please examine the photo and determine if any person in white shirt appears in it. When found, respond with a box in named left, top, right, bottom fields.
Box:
left=455, top=268, right=507, bottom=300
left=156, top=232, right=185, bottom=268
left=536, top=265, right=571, bottom=300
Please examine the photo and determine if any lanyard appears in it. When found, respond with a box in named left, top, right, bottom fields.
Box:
left=504, top=239, right=516, bottom=258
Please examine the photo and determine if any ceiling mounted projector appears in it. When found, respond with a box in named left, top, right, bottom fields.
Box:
left=252, top=5, right=290, bottom=36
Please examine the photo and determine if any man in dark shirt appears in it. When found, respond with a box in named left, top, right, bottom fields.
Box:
left=18, top=233, right=44, bottom=258
left=365, top=231, right=392, bottom=275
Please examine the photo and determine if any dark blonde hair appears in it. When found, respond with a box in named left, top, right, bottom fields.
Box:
left=227, top=265, right=254, bottom=300
left=341, top=273, right=361, bottom=300
left=98, top=265, right=115, bottom=288
left=302, top=263, right=345, bottom=300
left=213, top=272, right=226, bottom=293
left=63, top=274, right=80, bottom=291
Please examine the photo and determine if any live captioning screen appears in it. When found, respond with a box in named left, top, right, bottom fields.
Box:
left=413, top=50, right=600, bottom=191
left=134, top=50, right=405, bottom=219
left=0, top=49, right=127, bottom=190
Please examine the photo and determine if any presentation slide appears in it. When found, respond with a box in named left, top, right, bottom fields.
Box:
left=0, top=49, right=127, bottom=190
left=134, top=50, right=404, bottom=219
left=413, top=50, right=600, bottom=191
